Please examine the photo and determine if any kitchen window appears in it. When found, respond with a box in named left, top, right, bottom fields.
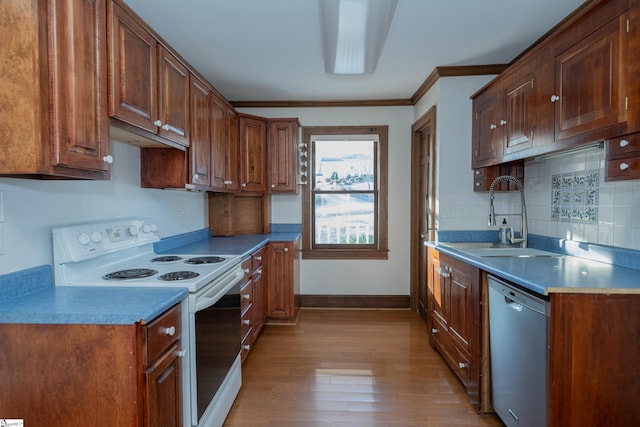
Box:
left=301, top=126, right=388, bottom=259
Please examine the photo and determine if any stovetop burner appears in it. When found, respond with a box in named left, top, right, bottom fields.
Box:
left=158, top=271, right=200, bottom=281
left=151, top=255, right=183, bottom=263
left=185, top=256, right=225, bottom=265
left=103, top=268, right=158, bottom=280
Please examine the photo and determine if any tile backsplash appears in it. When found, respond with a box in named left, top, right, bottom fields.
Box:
left=526, top=147, right=640, bottom=250
left=550, top=169, right=599, bottom=223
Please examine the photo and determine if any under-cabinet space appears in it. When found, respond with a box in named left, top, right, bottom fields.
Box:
left=208, top=193, right=270, bottom=236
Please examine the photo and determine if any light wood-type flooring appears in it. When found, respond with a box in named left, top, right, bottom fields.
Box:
left=224, top=309, right=504, bottom=426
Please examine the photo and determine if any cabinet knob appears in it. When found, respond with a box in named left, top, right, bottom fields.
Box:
left=161, top=326, right=176, bottom=336
left=458, top=362, right=469, bottom=369
left=490, top=124, right=497, bottom=130
left=243, top=319, right=251, bottom=325
left=620, top=139, right=630, bottom=148
left=271, top=184, right=276, bottom=188
left=244, top=268, right=250, bottom=274
left=431, top=328, right=439, bottom=334
left=177, top=350, right=187, bottom=358
left=242, top=183, right=247, bottom=187
left=102, top=155, right=114, bottom=164
left=242, top=293, right=250, bottom=300
left=284, top=247, right=288, bottom=252
left=550, top=95, right=560, bottom=103
left=500, top=119, right=507, bottom=126
left=154, top=120, right=162, bottom=127
left=193, top=173, right=199, bottom=179
left=256, top=256, right=262, bottom=261
left=162, top=124, right=170, bottom=131
left=620, top=162, right=630, bottom=170
left=242, top=344, right=251, bottom=351
left=475, top=181, right=481, bottom=187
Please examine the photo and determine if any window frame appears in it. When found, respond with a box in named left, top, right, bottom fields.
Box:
left=301, top=125, right=388, bottom=260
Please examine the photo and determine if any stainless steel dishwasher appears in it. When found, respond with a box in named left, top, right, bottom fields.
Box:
left=488, top=275, right=550, bottom=427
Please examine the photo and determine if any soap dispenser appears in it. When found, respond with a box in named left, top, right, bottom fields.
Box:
left=499, top=218, right=509, bottom=244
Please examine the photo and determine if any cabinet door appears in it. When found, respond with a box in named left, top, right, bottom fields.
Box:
left=211, top=95, right=239, bottom=192
left=504, top=76, right=535, bottom=155
left=428, top=251, right=449, bottom=328
left=268, top=119, right=299, bottom=193
left=158, top=46, right=190, bottom=146
left=189, top=76, right=211, bottom=187
left=50, top=0, right=110, bottom=173
left=554, top=13, right=628, bottom=142
left=472, top=89, right=502, bottom=168
left=108, top=2, right=157, bottom=133
left=144, top=342, right=182, bottom=427
left=239, top=115, right=268, bottom=192
left=266, top=242, right=294, bottom=319
left=189, top=75, right=211, bottom=187
left=448, top=264, right=474, bottom=353
left=252, top=265, right=265, bottom=339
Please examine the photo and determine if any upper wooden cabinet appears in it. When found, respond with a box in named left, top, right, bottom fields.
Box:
left=212, top=95, right=240, bottom=192
left=239, top=114, right=268, bottom=193
left=553, top=11, right=629, bottom=143
left=471, top=0, right=638, bottom=172
left=268, top=119, right=301, bottom=193
left=108, top=1, right=190, bottom=148
left=0, top=0, right=111, bottom=180
left=189, top=75, right=213, bottom=188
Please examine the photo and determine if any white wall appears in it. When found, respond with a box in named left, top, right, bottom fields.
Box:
left=240, top=106, right=414, bottom=295
left=0, top=140, right=208, bottom=275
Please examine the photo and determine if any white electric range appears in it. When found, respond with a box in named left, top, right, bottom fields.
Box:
left=52, top=218, right=244, bottom=427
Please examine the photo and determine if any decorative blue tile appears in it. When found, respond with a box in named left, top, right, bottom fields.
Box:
left=550, top=170, right=599, bottom=224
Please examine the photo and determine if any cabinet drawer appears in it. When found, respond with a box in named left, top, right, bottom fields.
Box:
left=241, top=257, right=252, bottom=281
left=605, top=157, right=640, bottom=181
left=145, top=304, right=181, bottom=365
left=606, top=134, right=640, bottom=158
left=252, top=247, right=265, bottom=272
left=430, top=313, right=471, bottom=386
left=241, top=280, right=253, bottom=312
left=241, top=305, right=253, bottom=341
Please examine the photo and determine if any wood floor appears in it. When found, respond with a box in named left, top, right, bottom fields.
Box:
left=224, top=309, right=504, bottom=426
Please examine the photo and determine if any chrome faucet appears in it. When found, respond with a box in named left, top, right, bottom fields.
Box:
left=488, top=175, right=527, bottom=248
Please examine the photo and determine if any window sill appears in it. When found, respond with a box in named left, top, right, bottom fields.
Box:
left=301, top=249, right=389, bottom=260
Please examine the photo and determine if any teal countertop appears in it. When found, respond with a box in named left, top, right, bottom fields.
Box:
left=427, top=241, right=640, bottom=296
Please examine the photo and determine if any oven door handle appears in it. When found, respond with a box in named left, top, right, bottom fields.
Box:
left=195, top=268, right=245, bottom=311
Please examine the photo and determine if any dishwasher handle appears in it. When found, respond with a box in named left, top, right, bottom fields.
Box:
left=504, top=296, right=523, bottom=312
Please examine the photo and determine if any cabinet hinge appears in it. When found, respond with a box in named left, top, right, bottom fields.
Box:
left=627, top=18, right=630, bottom=33
left=625, top=96, right=629, bottom=111
left=475, top=112, right=479, bottom=120
left=531, top=78, right=534, bottom=89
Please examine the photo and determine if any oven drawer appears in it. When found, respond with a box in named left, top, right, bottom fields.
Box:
left=144, top=303, right=181, bottom=365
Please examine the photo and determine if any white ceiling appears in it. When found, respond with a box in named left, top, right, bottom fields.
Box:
left=123, top=0, right=587, bottom=103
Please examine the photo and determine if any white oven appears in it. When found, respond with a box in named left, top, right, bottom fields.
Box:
left=52, top=218, right=245, bottom=427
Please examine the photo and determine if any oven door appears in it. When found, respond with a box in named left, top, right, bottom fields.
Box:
left=189, top=266, right=244, bottom=425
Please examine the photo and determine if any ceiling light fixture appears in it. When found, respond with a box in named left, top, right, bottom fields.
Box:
left=318, top=0, right=398, bottom=75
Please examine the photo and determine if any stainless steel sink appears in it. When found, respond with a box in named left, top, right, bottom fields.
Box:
left=439, top=242, right=562, bottom=258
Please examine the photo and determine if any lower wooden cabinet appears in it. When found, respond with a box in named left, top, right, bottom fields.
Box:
left=0, top=303, right=183, bottom=426
left=240, top=247, right=266, bottom=362
left=427, top=247, right=482, bottom=411
left=266, top=240, right=300, bottom=321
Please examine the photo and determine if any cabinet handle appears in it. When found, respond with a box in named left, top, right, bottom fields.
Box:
left=160, top=326, right=176, bottom=336
left=431, top=328, right=439, bottom=334
left=490, top=124, right=497, bottom=130
left=177, top=350, right=187, bottom=358
left=499, top=119, right=507, bottom=126
left=550, top=94, right=560, bottom=103
left=161, top=123, right=186, bottom=137
left=620, top=162, right=630, bottom=170
left=242, top=344, right=251, bottom=351
left=458, top=362, right=468, bottom=369
left=620, top=139, right=630, bottom=148
left=243, top=319, right=251, bottom=325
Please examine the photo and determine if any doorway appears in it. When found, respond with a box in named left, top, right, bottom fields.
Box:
left=410, top=107, right=436, bottom=318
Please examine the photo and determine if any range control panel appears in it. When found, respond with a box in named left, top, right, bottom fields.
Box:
left=52, top=218, right=160, bottom=263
